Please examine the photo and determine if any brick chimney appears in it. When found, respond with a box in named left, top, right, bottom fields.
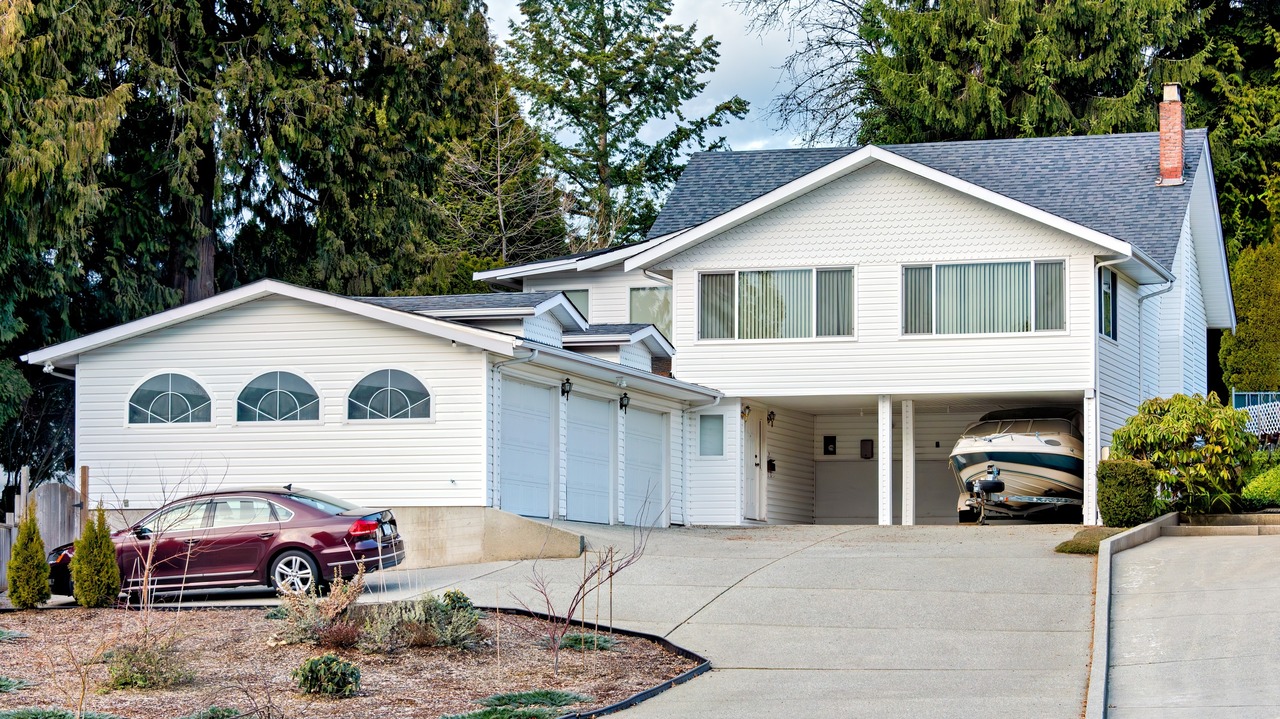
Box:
left=1157, top=83, right=1185, bottom=187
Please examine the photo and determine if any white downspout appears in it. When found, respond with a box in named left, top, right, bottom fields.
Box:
left=1137, top=281, right=1176, bottom=399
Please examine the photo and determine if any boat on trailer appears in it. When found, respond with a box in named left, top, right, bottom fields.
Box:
left=951, top=407, right=1085, bottom=522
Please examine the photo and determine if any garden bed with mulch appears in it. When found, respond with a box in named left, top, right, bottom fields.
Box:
left=0, top=606, right=697, bottom=719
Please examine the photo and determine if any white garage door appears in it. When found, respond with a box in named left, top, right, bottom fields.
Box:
left=500, top=380, right=553, bottom=518
left=566, top=395, right=612, bottom=523
left=625, top=408, right=666, bottom=526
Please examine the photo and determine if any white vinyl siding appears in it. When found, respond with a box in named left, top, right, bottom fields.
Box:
left=761, top=405, right=815, bottom=524
left=1158, top=212, right=1208, bottom=397
left=522, top=267, right=668, bottom=326
left=686, top=402, right=741, bottom=524
left=618, top=343, right=652, bottom=372
left=1098, top=272, right=1142, bottom=446
left=76, top=295, right=488, bottom=510
left=659, top=162, right=1099, bottom=397
left=521, top=313, right=564, bottom=347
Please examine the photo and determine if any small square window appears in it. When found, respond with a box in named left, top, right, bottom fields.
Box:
left=699, top=415, right=725, bottom=456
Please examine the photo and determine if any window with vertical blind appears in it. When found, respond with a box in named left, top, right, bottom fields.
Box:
left=697, top=269, right=855, bottom=340
left=902, top=260, right=1065, bottom=335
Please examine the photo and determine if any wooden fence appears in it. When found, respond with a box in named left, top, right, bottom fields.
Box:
left=0, top=468, right=82, bottom=593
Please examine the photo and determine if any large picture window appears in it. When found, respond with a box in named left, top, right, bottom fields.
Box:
left=629, top=287, right=672, bottom=339
left=348, top=369, right=431, bottom=420
left=902, top=260, right=1065, bottom=335
left=698, top=269, right=855, bottom=340
left=128, top=373, right=212, bottom=424
left=238, top=372, right=320, bottom=422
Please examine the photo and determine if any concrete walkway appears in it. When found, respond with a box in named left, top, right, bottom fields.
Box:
left=1108, top=535, right=1280, bottom=718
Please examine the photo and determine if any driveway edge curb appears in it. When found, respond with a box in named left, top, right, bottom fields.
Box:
left=1084, top=512, right=1179, bottom=719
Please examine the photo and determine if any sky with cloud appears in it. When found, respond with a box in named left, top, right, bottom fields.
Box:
left=486, top=0, right=807, bottom=152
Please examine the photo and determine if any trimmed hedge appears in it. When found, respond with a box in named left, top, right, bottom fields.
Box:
left=1097, top=459, right=1163, bottom=528
left=1242, top=465, right=1280, bottom=510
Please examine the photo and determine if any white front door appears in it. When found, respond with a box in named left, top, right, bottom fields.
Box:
left=566, top=395, right=613, bottom=523
left=743, top=417, right=766, bottom=521
left=624, top=408, right=666, bottom=526
left=499, top=380, right=554, bottom=518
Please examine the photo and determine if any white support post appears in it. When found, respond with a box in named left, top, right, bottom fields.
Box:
left=1083, top=390, right=1100, bottom=525
left=878, top=394, right=893, bottom=526
left=901, top=399, right=915, bottom=526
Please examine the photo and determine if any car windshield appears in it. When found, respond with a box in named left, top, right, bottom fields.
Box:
left=284, top=490, right=361, bottom=514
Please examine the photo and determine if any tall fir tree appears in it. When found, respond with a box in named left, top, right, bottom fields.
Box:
left=853, top=0, right=1209, bottom=144
left=506, top=0, right=749, bottom=249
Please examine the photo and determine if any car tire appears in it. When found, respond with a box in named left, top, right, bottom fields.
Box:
left=269, top=550, right=320, bottom=594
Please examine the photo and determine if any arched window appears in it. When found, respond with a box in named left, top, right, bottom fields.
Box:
left=237, top=372, right=320, bottom=422
left=348, top=369, right=430, bottom=420
left=128, top=374, right=212, bottom=424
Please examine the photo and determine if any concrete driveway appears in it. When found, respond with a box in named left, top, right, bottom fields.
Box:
left=1108, top=535, right=1280, bottom=718
left=394, top=523, right=1094, bottom=719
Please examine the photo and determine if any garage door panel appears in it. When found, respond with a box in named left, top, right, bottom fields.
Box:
left=625, top=408, right=666, bottom=526
left=566, top=395, right=612, bottom=523
left=500, top=381, right=552, bottom=518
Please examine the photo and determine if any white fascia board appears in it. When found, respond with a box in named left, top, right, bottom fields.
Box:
left=632, top=325, right=675, bottom=356
left=624, top=145, right=1137, bottom=271
left=561, top=326, right=675, bottom=357
left=1194, top=138, right=1236, bottom=331
left=419, top=307, right=536, bottom=319
left=573, top=237, right=671, bottom=271
left=520, top=341, right=718, bottom=401
left=23, top=279, right=518, bottom=368
left=473, top=258, right=577, bottom=282
left=1128, top=246, right=1178, bottom=284
left=534, top=294, right=588, bottom=330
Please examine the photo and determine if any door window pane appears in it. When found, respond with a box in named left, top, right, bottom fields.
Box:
left=630, top=287, right=673, bottom=339
left=816, top=269, right=854, bottom=336
left=699, top=415, right=724, bottom=456
left=144, top=501, right=208, bottom=533
left=209, top=498, right=276, bottom=528
left=902, top=266, right=934, bottom=334
left=738, top=269, right=811, bottom=339
left=936, top=262, right=1030, bottom=334
left=699, top=274, right=735, bottom=339
left=1035, top=261, right=1065, bottom=331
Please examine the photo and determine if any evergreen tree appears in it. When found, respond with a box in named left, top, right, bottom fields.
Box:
left=506, top=0, right=749, bottom=249
left=853, top=0, right=1209, bottom=144
left=71, top=506, right=121, bottom=607
left=6, top=498, right=50, bottom=609
left=1219, top=242, right=1280, bottom=391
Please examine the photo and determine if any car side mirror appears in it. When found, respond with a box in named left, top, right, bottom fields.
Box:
left=133, top=527, right=151, bottom=540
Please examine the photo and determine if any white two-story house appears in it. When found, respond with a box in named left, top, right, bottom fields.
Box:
left=477, top=83, right=1234, bottom=527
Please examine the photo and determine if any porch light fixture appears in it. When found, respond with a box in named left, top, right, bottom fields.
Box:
left=560, top=378, right=573, bottom=397
left=766, top=410, right=776, bottom=427
left=619, top=393, right=630, bottom=413
left=741, top=405, right=752, bottom=420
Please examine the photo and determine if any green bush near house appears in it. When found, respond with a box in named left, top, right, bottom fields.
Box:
left=1097, top=459, right=1163, bottom=528
left=1240, top=450, right=1280, bottom=487
left=6, top=499, right=50, bottom=609
left=1242, top=465, right=1280, bottom=510
left=293, top=653, right=360, bottom=697
left=71, top=507, right=121, bottom=607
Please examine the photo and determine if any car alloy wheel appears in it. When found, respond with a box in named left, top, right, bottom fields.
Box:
left=271, top=551, right=318, bottom=593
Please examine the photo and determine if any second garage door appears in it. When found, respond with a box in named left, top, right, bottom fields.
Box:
left=624, top=408, right=666, bottom=526
left=566, top=394, right=613, bottom=523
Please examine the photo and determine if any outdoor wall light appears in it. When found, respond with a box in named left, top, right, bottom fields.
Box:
left=561, top=378, right=573, bottom=397
left=766, top=410, right=776, bottom=427
left=741, top=405, right=752, bottom=420
left=619, top=393, right=630, bottom=413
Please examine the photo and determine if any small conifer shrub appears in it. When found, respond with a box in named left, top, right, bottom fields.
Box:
left=71, top=506, right=121, bottom=607
left=6, top=499, right=50, bottom=610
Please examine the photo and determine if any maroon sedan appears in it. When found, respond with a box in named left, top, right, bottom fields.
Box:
left=49, top=486, right=405, bottom=596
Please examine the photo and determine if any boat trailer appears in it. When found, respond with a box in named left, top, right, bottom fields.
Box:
left=960, top=465, right=1083, bottom=525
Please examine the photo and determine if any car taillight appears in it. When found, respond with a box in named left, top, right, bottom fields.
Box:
left=348, top=518, right=379, bottom=538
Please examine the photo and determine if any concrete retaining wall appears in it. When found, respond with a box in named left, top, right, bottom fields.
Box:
left=393, top=506, right=583, bottom=569
left=1085, top=512, right=1180, bottom=719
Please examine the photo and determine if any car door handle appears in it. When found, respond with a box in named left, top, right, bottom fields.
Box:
left=182, top=538, right=200, bottom=545
left=257, top=532, right=275, bottom=539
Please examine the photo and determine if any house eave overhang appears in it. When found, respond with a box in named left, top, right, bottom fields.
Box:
left=623, top=145, right=1145, bottom=273
left=471, top=235, right=679, bottom=285
left=22, top=279, right=520, bottom=369
left=517, top=341, right=717, bottom=402
left=561, top=326, right=675, bottom=357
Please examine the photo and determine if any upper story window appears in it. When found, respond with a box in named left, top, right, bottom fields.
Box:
left=348, top=369, right=431, bottom=420
left=128, top=373, right=212, bottom=424
left=563, top=290, right=589, bottom=319
left=698, top=268, right=855, bottom=340
left=902, top=260, right=1065, bottom=335
left=1099, top=267, right=1118, bottom=340
left=237, top=372, right=320, bottom=422
left=630, top=287, right=672, bottom=339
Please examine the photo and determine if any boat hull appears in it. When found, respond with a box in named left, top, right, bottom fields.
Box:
left=951, top=439, right=1084, bottom=506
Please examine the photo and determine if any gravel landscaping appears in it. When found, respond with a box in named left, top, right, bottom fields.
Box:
left=0, top=607, right=696, bottom=719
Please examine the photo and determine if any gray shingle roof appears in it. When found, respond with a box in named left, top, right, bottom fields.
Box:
left=355, top=291, right=562, bottom=313
left=646, top=130, right=1208, bottom=270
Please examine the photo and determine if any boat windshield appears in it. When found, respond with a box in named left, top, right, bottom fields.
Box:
left=964, top=418, right=1080, bottom=438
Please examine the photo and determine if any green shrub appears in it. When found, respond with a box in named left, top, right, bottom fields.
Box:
left=0, top=709, right=122, bottom=719
left=1097, top=459, right=1164, bottom=528
left=6, top=499, right=50, bottom=609
left=71, top=507, right=121, bottom=608
left=292, top=653, right=360, bottom=697
left=1111, top=393, right=1255, bottom=513
left=1054, top=527, right=1124, bottom=555
left=172, top=707, right=242, bottom=719
left=263, top=605, right=289, bottom=620
left=441, top=709, right=558, bottom=719
left=274, top=568, right=364, bottom=645
left=559, top=632, right=616, bottom=651
left=0, top=676, right=31, bottom=693
left=442, top=589, right=475, bottom=613
left=355, top=593, right=482, bottom=653
left=104, top=641, right=194, bottom=690
left=1240, top=450, right=1280, bottom=486
left=0, top=629, right=28, bottom=643
left=1242, top=465, right=1280, bottom=510
left=477, top=690, right=593, bottom=707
